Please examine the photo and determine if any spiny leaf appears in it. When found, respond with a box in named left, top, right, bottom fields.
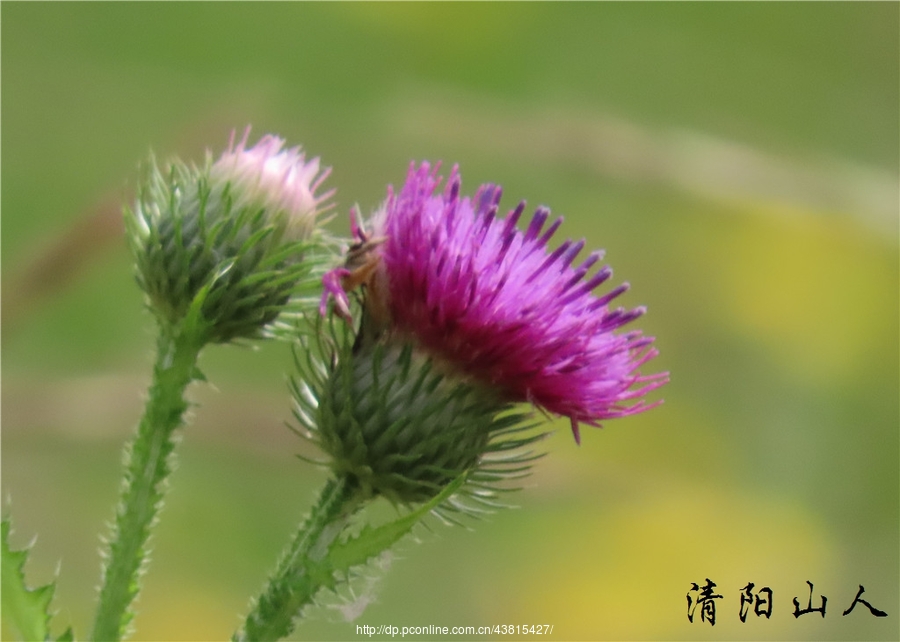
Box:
left=1, top=518, right=56, bottom=642
left=326, top=474, right=466, bottom=574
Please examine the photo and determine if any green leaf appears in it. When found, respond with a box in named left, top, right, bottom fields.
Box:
left=326, top=474, right=466, bottom=574
left=56, top=628, right=74, bottom=642
left=1, top=518, right=56, bottom=642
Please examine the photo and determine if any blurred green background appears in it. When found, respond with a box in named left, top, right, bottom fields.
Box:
left=2, top=3, right=897, bottom=641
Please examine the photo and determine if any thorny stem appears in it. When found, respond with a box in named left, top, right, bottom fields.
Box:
left=91, top=326, right=203, bottom=642
left=235, top=476, right=363, bottom=642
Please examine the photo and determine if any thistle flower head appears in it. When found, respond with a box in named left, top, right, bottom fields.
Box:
left=126, top=131, right=336, bottom=344
left=324, top=162, right=667, bottom=443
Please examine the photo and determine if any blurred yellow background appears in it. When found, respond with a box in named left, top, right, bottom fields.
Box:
left=2, top=3, right=897, bottom=641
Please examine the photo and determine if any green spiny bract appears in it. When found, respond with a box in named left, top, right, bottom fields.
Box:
left=291, top=314, right=546, bottom=507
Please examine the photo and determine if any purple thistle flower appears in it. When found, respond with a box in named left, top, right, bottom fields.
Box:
left=324, top=162, right=667, bottom=443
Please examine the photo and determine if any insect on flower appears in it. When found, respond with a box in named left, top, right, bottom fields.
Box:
left=321, top=206, right=391, bottom=330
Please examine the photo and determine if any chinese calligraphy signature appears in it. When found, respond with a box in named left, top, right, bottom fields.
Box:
left=686, top=580, right=887, bottom=626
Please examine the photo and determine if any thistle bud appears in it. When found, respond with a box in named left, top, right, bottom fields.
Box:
left=125, top=131, right=335, bottom=344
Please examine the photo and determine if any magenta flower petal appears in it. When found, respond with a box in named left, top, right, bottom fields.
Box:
left=357, top=162, right=667, bottom=443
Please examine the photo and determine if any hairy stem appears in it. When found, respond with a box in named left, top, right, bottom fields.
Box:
left=91, top=327, right=203, bottom=642
left=235, top=476, right=363, bottom=642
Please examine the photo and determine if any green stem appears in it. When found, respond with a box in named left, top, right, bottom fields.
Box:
left=91, top=326, right=203, bottom=642
left=235, top=477, right=363, bottom=642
